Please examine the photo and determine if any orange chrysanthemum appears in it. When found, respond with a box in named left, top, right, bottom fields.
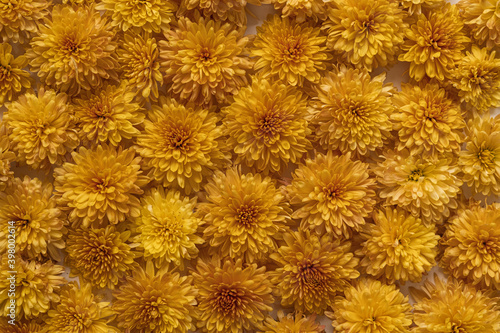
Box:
left=0, top=0, right=50, bottom=44
left=261, top=311, right=325, bottom=333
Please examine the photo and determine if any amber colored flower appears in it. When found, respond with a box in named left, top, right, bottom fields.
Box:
left=112, top=261, right=197, bottom=333
left=323, top=0, right=408, bottom=71
left=160, top=16, right=251, bottom=105
left=251, top=15, right=331, bottom=86
left=287, top=152, right=376, bottom=237
left=192, top=257, right=274, bottom=333
left=4, top=89, right=79, bottom=170
left=27, top=5, right=118, bottom=95
left=133, top=187, right=204, bottom=269
left=391, top=83, right=465, bottom=155
left=399, top=3, right=470, bottom=81
left=201, top=168, right=290, bottom=263
left=0, top=320, right=44, bottom=333
left=54, top=144, right=148, bottom=228
left=268, top=0, right=328, bottom=22
left=0, top=257, right=65, bottom=319
left=270, top=230, right=359, bottom=315
left=261, top=311, right=325, bottom=333
left=359, top=207, right=439, bottom=283
left=0, top=43, right=30, bottom=104
left=0, top=122, right=14, bottom=192
left=73, top=83, right=144, bottom=147
left=66, top=226, right=137, bottom=289
left=0, top=0, right=50, bottom=44
left=310, top=67, right=394, bottom=155
left=400, top=0, right=445, bottom=15
left=374, top=149, right=462, bottom=226
left=45, top=282, right=118, bottom=333
left=458, top=0, right=500, bottom=48
left=412, top=276, right=500, bottom=332
left=222, top=76, right=312, bottom=174
left=137, top=97, right=228, bottom=195
left=327, top=278, right=412, bottom=333
left=178, top=0, right=249, bottom=29
left=451, top=46, right=500, bottom=111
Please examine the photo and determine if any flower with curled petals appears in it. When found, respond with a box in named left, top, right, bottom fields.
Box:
left=0, top=122, right=14, bottom=192
left=267, top=0, right=328, bottom=22
left=0, top=320, right=44, bottom=333
left=178, top=0, right=250, bottom=30
left=457, top=0, right=500, bottom=48
left=0, top=0, right=50, bottom=44
left=0, top=43, right=31, bottom=105
left=261, top=311, right=325, bottom=333
left=400, top=0, right=445, bottom=15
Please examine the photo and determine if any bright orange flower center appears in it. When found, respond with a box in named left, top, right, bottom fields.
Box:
left=236, top=205, right=258, bottom=226
left=215, top=288, right=241, bottom=314
left=297, top=261, right=324, bottom=289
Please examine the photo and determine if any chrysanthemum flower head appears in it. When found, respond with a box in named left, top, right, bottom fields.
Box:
left=399, top=3, right=470, bottom=81
left=267, top=0, right=328, bottom=22
left=270, top=230, right=360, bottom=314
left=251, top=15, right=332, bottom=86
left=287, top=152, right=376, bottom=237
left=66, top=226, right=137, bottom=289
left=112, top=261, right=197, bottom=333
left=178, top=0, right=250, bottom=29
left=192, top=257, right=274, bottom=333
left=201, top=167, right=291, bottom=263
left=0, top=43, right=30, bottom=105
left=160, top=16, right=252, bottom=105
left=223, top=76, right=312, bottom=174
left=458, top=0, right=500, bottom=48
left=310, top=66, right=395, bottom=156
left=391, top=83, right=465, bottom=155
left=0, top=122, right=14, bottom=192
left=0, top=320, right=44, bottom=333
left=137, top=97, right=229, bottom=195
left=400, top=0, right=445, bottom=15
left=132, top=187, right=204, bottom=269
left=0, top=0, right=50, bottom=43
left=359, top=207, right=440, bottom=283
left=27, top=5, right=118, bottom=95
left=327, top=278, right=412, bottom=333
left=54, top=144, right=148, bottom=228
left=261, top=311, right=325, bottom=333
left=323, top=0, right=408, bottom=71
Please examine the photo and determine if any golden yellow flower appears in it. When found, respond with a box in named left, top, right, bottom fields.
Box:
left=451, top=46, right=500, bottom=111
left=267, top=0, right=328, bottom=22
left=287, top=152, right=376, bottom=237
left=0, top=319, right=44, bottom=333
left=327, top=278, right=412, bottom=333
left=391, top=83, right=465, bottom=155
left=192, top=257, right=274, bottom=333
left=458, top=0, right=500, bottom=48
left=132, top=187, right=204, bottom=269
left=73, top=83, right=144, bottom=147
left=412, top=276, right=500, bottom=332
left=27, top=5, right=118, bottom=95
left=400, top=0, right=445, bottom=15
left=160, top=16, right=251, bottom=105
left=137, top=97, right=228, bottom=195
left=0, top=121, right=14, bottom=192
left=310, top=66, right=394, bottom=156
left=251, top=15, right=331, bottom=86
left=54, top=144, right=148, bottom=228
left=374, top=149, right=462, bottom=226
left=222, top=76, right=312, bottom=174
left=4, top=88, right=79, bottom=170
left=359, top=207, right=439, bottom=283
left=45, top=282, right=118, bottom=333
left=66, top=226, right=137, bottom=289
left=270, top=230, right=359, bottom=315
left=112, top=261, right=197, bottom=333
left=0, top=43, right=30, bottom=105
left=0, top=0, right=50, bottom=44
left=201, top=167, right=290, bottom=263
left=178, top=0, right=249, bottom=30
left=399, top=3, right=470, bottom=81
left=261, top=311, right=325, bottom=333
left=323, top=0, right=408, bottom=71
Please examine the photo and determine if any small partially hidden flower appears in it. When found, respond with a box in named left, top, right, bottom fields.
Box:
left=267, top=0, right=328, bottom=22
left=458, top=0, right=500, bottom=48
left=178, top=0, right=250, bottom=29
left=0, top=43, right=30, bottom=104
left=0, top=122, right=14, bottom=191
left=400, top=0, right=445, bottom=15
left=0, top=0, right=50, bottom=43
left=261, top=311, right=325, bottom=333
left=0, top=319, right=44, bottom=333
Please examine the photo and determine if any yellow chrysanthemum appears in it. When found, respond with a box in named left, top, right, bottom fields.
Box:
left=287, top=152, right=376, bottom=237
left=132, top=187, right=204, bottom=269
left=201, top=167, right=291, bottom=263
left=73, top=83, right=144, bottom=147
left=192, top=257, right=274, bottom=333
left=399, top=3, right=470, bottom=81
left=451, top=46, right=500, bottom=111
left=327, top=278, right=412, bottom=333
left=359, top=207, right=439, bottom=283
left=4, top=88, right=79, bottom=170
left=441, top=203, right=500, bottom=289
left=412, top=276, right=500, bottom=332
left=270, top=230, right=360, bottom=315
left=0, top=122, right=14, bottom=192
left=27, top=5, right=118, bottom=95
left=0, top=43, right=30, bottom=105
left=45, top=282, right=118, bottom=333
left=222, top=76, right=312, bottom=174
left=391, top=83, right=465, bottom=155
left=160, top=16, right=251, bottom=105
left=66, top=226, right=137, bottom=289
left=178, top=0, right=250, bottom=29
left=267, top=0, right=328, bottom=22
left=0, top=0, right=50, bottom=44
left=458, top=0, right=500, bottom=48
left=54, top=144, right=148, bottom=228
left=137, top=97, right=228, bottom=195
left=400, top=0, right=445, bottom=15
left=112, top=261, right=197, bottom=333
left=261, top=311, right=325, bottom=333
left=251, top=15, right=331, bottom=86
left=0, top=320, right=44, bottom=333
left=0, top=176, right=65, bottom=261
left=374, top=149, right=462, bottom=226
left=323, top=0, right=408, bottom=71
left=310, top=66, right=394, bottom=156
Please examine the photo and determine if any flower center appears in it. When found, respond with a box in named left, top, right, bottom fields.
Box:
left=451, top=324, right=466, bottom=333
left=258, top=113, right=283, bottom=138
left=361, top=19, right=376, bottom=33
left=477, top=149, right=495, bottom=167
left=91, top=102, right=110, bottom=119
left=142, top=297, right=164, bottom=320
left=69, top=312, right=91, bottom=330
left=282, top=36, right=303, bottom=61
left=323, top=183, right=345, bottom=201
left=166, top=127, right=190, bottom=151
left=298, top=261, right=323, bottom=288
left=477, top=239, right=499, bottom=255
left=62, top=37, right=80, bottom=55
left=215, top=288, right=240, bottom=314
left=407, top=169, right=424, bottom=182
left=0, top=65, right=11, bottom=80
left=236, top=205, right=258, bottom=227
